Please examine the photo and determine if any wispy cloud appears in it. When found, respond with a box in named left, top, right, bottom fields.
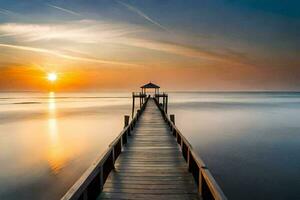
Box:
left=46, top=3, right=81, bottom=16
left=0, top=20, right=249, bottom=66
left=116, top=38, right=250, bottom=66
left=117, top=1, right=169, bottom=32
left=0, top=8, right=18, bottom=16
left=0, top=10, right=8, bottom=15
left=0, top=20, right=145, bottom=43
left=0, top=33, right=20, bottom=38
left=0, top=43, right=138, bottom=67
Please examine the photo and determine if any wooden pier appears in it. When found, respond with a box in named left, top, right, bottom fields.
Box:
left=100, top=98, right=199, bottom=199
left=62, top=83, right=227, bottom=200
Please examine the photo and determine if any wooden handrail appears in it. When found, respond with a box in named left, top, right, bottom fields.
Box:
left=153, top=97, right=227, bottom=200
left=201, top=168, right=227, bottom=200
left=61, top=96, right=150, bottom=200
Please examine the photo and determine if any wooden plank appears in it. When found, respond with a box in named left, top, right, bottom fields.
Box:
left=102, top=188, right=198, bottom=194
left=104, top=179, right=196, bottom=185
left=99, top=192, right=200, bottom=200
left=99, top=99, right=201, bottom=200
left=103, top=182, right=197, bottom=189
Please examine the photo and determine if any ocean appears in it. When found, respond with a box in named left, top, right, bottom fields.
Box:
left=1, top=92, right=300, bottom=199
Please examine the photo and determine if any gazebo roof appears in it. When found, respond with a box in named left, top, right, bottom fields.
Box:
left=141, top=82, right=160, bottom=89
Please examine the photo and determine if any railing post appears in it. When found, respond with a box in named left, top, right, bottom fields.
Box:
left=130, top=122, right=133, bottom=130
left=132, top=93, right=135, bottom=119
left=137, top=109, right=140, bottom=119
left=199, top=167, right=210, bottom=198
left=83, top=190, right=88, bottom=200
left=199, top=168, right=203, bottom=195
left=170, top=114, right=175, bottom=124
left=172, top=128, right=176, bottom=136
left=124, top=115, right=130, bottom=127
left=163, top=94, right=165, bottom=110
left=112, top=149, right=115, bottom=169
left=120, top=135, right=123, bottom=151
left=187, top=148, right=190, bottom=170
left=123, top=131, right=127, bottom=145
left=127, top=127, right=131, bottom=136
left=99, top=166, right=104, bottom=191
left=139, top=92, right=142, bottom=108
left=166, top=94, right=168, bottom=113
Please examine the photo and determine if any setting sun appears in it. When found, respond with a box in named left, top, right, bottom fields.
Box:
left=47, top=73, right=57, bottom=82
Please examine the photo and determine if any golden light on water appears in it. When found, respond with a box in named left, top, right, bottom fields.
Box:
left=45, top=92, right=87, bottom=174
left=47, top=91, right=69, bottom=174
left=48, top=92, right=56, bottom=111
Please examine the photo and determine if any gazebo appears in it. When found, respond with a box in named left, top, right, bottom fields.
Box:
left=141, top=82, right=160, bottom=96
left=131, top=82, right=168, bottom=118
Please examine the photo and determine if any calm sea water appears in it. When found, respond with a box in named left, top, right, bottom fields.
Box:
left=1, top=92, right=300, bottom=199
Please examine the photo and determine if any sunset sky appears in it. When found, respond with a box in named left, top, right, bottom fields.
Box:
left=0, top=0, right=299, bottom=91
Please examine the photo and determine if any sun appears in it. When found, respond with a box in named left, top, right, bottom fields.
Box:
left=47, top=72, right=57, bottom=82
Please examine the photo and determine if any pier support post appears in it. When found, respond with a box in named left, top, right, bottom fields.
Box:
left=99, top=166, right=104, bottom=191
left=170, top=114, right=175, bottom=125
left=199, top=168, right=203, bottom=195
left=112, top=149, right=115, bottom=169
left=162, top=95, right=165, bottom=109
left=124, top=115, right=130, bottom=127
left=137, top=109, right=140, bottom=117
left=83, top=190, right=88, bottom=200
left=166, top=94, right=168, bottom=113
left=132, top=92, right=135, bottom=118
left=139, top=92, right=142, bottom=108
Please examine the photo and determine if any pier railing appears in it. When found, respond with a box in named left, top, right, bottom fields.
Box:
left=154, top=97, right=227, bottom=200
left=61, top=96, right=150, bottom=200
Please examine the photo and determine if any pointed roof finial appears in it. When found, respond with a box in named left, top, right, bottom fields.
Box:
left=141, top=82, right=160, bottom=88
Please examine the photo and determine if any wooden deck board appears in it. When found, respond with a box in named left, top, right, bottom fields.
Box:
left=98, top=99, right=200, bottom=200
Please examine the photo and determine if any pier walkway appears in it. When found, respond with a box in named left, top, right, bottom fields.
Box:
left=99, top=99, right=200, bottom=200
left=62, top=93, right=227, bottom=200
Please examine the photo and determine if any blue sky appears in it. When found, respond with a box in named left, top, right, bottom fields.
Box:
left=0, top=0, right=299, bottom=90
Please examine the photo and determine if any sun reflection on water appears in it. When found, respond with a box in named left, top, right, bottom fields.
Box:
left=46, top=92, right=89, bottom=175
left=48, top=92, right=56, bottom=112
left=47, top=92, right=67, bottom=174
